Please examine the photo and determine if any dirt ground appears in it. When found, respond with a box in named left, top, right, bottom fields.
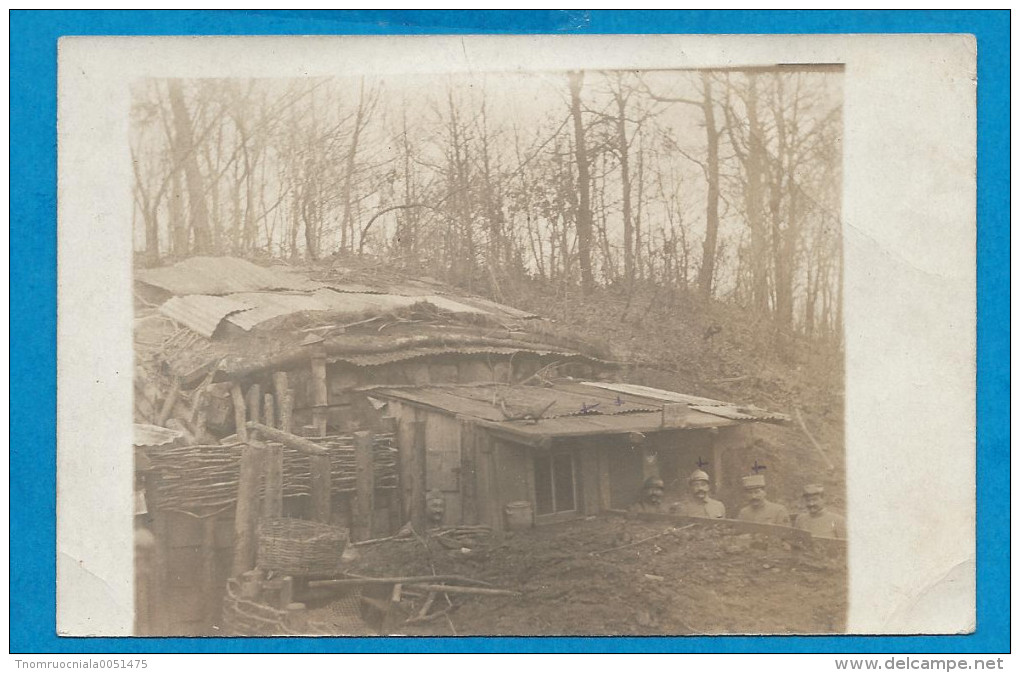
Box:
left=308, top=515, right=846, bottom=636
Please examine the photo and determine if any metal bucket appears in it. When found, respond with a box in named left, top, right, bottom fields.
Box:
left=504, top=501, right=534, bottom=530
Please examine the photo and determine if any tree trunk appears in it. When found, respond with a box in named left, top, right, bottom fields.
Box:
left=568, top=71, right=595, bottom=295
left=697, top=74, right=722, bottom=301
left=613, top=85, right=634, bottom=286
left=167, top=80, right=213, bottom=254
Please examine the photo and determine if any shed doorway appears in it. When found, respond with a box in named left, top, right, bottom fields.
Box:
left=533, top=451, right=577, bottom=521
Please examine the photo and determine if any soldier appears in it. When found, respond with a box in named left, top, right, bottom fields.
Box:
left=425, top=490, right=446, bottom=527
left=736, top=474, right=791, bottom=526
left=629, top=476, right=670, bottom=514
left=672, top=469, right=726, bottom=518
left=794, top=484, right=846, bottom=539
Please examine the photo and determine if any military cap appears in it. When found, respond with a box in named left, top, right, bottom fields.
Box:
left=643, top=477, right=665, bottom=490
left=688, top=469, right=711, bottom=483
left=742, top=474, right=766, bottom=489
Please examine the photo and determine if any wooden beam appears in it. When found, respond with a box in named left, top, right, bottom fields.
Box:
left=231, top=444, right=264, bottom=576
left=230, top=384, right=248, bottom=443
left=246, top=423, right=327, bottom=456
left=353, top=431, right=375, bottom=540
left=311, top=353, right=328, bottom=436
left=309, top=454, right=332, bottom=524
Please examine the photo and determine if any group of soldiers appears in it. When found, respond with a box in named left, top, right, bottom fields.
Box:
left=631, top=469, right=846, bottom=539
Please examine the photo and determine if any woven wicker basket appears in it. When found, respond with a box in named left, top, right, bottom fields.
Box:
left=257, top=518, right=348, bottom=575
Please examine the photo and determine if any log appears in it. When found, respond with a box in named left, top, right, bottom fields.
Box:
left=156, top=378, right=181, bottom=427
left=230, top=384, right=248, bottom=443
left=353, top=431, right=374, bottom=541
left=404, top=584, right=518, bottom=597
left=307, top=574, right=493, bottom=589
left=309, top=454, right=332, bottom=524
left=272, top=372, right=291, bottom=432
left=231, top=444, right=264, bottom=576
left=245, top=423, right=327, bottom=456
left=311, top=353, right=328, bottom=436
left=417, top=592, right=436, bottom=619
left=404, top=604, right=452, bottom=625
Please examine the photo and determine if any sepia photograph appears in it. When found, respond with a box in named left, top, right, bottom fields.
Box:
left=54, top=33, right=977, bottom=641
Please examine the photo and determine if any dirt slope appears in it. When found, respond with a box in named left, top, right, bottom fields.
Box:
left=333, top=516, right=846, bottom=636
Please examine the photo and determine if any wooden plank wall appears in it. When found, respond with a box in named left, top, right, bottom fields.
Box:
left=425, top=413, right=462, bottom=525
left=152, top=509, right=234, bottom=635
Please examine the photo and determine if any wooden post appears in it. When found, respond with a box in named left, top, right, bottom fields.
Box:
left=410, top=419, right=427, bottom=533
left=309, top=454, right=332, bottom=524
left=459, top=420, right=478, bottom=525
left=272, top=372, right=292, bottom=432
left=598, top=445, right=613, bottom=512
left=150, top=507, right=170, bottom=635
left=311, top=354, right=328, bottom=437
left=379, top=416, right=400, bottom=534
left=712, top=441, right=723, bottom=494
left=230, top=384, right=248, bottom=443
left=263, top=442, right=284, bottom=519
left=245, top=384, right=261, bottom=426
left=232, top=444, right=264, bottom=576
left=353, top=431, right=375, bottom=541
left=201, top=513, right=219, bottom=625
left=263, top=393, right=275, bottom=430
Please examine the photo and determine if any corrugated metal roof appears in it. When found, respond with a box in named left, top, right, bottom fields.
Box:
left=134, top=423, right=182, bottom=447
left=416, top=295, right=491, bottom=315
left=583, top=381, right=790, bottom=423
left=224, top=289, right=426, bottom=330
left=488, top=408, right=736, bottom=440
left=373, top=383, right=667, bottom=424
left=137, top=257, right=320, bottom=296
left=372, top=380, right=787, bottom=440
left=581, top=381, right=730, bottom=407
left=159, top=295, right=253, bottom=338
left=689, top=404, right=791, bottom=423
left=447, top=295, right=539, bottom=320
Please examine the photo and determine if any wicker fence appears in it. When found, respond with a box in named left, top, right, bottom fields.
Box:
left=145, top=433, right=398, bottom=512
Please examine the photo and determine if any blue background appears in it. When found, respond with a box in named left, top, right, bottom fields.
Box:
left=10, top=10, right=1009, bottom=654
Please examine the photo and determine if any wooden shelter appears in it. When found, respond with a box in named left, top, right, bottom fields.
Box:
left=371, top=381, right=788, bottom=532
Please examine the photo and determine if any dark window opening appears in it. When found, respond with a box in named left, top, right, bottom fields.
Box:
left=534, top=452, right=576, bottom=515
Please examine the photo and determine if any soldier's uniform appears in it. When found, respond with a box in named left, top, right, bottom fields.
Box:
left=737, top=500, right=792, bottom=526
left=795, top=510, right=846, bottom=539
left=794, top=484, right=846, bottom=539
left=674, top=497, right=726, bottom=519
left=629, top=500, right=671, bottom=515
left=672, top=469, right=726, bottom=518
left=736, top=474, right=792, bottom=526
